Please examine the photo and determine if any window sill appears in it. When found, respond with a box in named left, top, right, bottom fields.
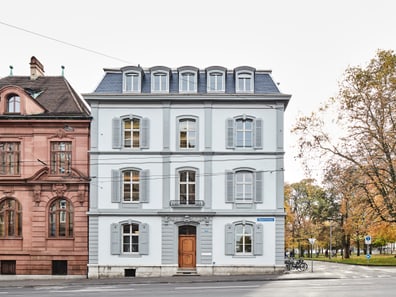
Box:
left=0, top=237, right=23, bottom=240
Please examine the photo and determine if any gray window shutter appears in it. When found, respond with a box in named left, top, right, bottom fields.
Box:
left=111, top=169, right=121, bottom=203
left=225, top=171, right=234, bottom=203
left=110, top=223, right=121, bottom=255
left=112, top=117, right=122, bottom=149
left=225, top=223, right=235, bottom=255
left=139, top=223, right=149, bottom=255
left=141, top=118, right=149, bottom=149
left=254, top=119, right=263, bottom=149
left=253, top=223, right=263, bottom=255
left=140, top=170, right=149, bottom=203
left=226, top=119, right=234, bottom=148
left=255, top=171, right=263, bottom=203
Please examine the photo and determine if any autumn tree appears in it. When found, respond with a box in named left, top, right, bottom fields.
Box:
left=285, top=179, right=337, bottom=256
left=293, top=49, right=396, bottom=223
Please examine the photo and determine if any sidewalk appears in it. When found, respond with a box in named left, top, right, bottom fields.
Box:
left=0, top=263, right=337, bottom=288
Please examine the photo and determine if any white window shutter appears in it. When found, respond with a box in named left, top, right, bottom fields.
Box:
left=139, top=223, right=149, bottom=255
left=140, top=170, right=149, bottom=203
left=111, top=170, right=121, bottom=203
left=226, top=118, right=234, bottom=148
left=112, top=117, right=122, bottom=149
left=110, top=223, right=121, bottom=255
left=225, top=223, right=235, bottom=255
left=254, top=118, right=263, bottom=149
left=225, top=171, right=234, bottom=203
left=141, top=118, right=149, bottom=149
left=253, top=223, right=263, bottom=255
left=255, top=171, right=263, bottom=203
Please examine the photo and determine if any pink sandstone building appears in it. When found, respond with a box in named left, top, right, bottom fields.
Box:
left=0, top=57, right=91, bottom=276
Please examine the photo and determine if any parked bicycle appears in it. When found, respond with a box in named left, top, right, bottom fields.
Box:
left=284, top=257, right=309, bottom=271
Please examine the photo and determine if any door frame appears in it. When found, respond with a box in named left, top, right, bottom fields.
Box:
left=178, top=225, right=197, bottom=268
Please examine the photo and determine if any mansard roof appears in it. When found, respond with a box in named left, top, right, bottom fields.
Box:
left=93, top=65, right=282, bottom=94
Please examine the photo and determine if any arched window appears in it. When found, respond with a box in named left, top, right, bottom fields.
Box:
left=178, top=118, right=197, bottom=149
left=151, top=71, right=169, bottom=93
left=0, top=198, right=22, bottom=237
left=124, top=72, right=141, bottom=93
left=7, top=94, right=20, bottom=113
left=49, top=198, right=73, bottom=237
left=180, top=72, right=196, bottom=92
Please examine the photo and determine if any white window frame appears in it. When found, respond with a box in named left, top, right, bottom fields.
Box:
left=207, top=70, right=225, bottom=93
left=235, top=171, right=254, bottom=202
left=122, top=223, right=140, bottom=254
left=151, top=71, right=169, bottom=93
left=235, top=118, right=254, bottom=148
left=178, top=117, right=197, bottom=150
left=122, top=170, right=140, bottom=203
left=236, top=71, right=254, bottom=93
left=123, top=117, right=141, bottom=148
left=123, top=71, right=141, bottom=93
left=179, top=71, right=197, bottom=93
left=235, top=223, right=253, bottom=255
left=178, top=170, right=196, bottom=205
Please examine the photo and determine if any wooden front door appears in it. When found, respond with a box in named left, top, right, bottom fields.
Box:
left=178, top=235, right=196, bottom=268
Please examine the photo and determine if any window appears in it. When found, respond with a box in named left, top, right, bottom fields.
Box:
left=111, top=169, right=149, bottom=204
left=110, top=221, right=149, bottom=255
left=179, top=170, right=196, bottom=205
left=235, top=171, right=253, bottom=202
left=226, top=117, right=262, bottom=149
left=50, top=142, right=72, bottom=175
left=0, top=260, right=16, bottom=275
left=225, top=221, right=263, bottom=256
left=124, top=72, right=141, bottom=93
left=0, top=198, right=22, bottom=237
left=179, top=118, right=196, bottom=149
left=236, top=118, right=253, bottom=148
left=235, top=224, right=253, bottom=254
left=0, top=142, right=20, bottom=175
left=225, top=169, right=263, bottom=204
left=123, top=170, right=140, bottom=203
left=123, top=118, right=141, bottom=148
left=49, top=198, right=73, bottom=237
left=122, top=223, right=139, bottom=253
left=112, top=116, right=149, bottom=149
left=7, top=94, right=20, bottom=113
left=207, top=71, right=225, bottom=92
left=151, top=71, right=169, bottom=93
left=179, top=71, right=197, bottom=93
left=235, top=68, right=254, bottom=93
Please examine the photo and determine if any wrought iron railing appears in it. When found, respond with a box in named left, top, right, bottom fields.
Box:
left=169, top=200, right=205, bottom=207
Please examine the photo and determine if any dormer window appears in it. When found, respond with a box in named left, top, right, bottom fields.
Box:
left=124, top=72, right=141, bottom=93
left=180, top=72, right=196, bottom=93
left=7, top=94, right=20, bottom=113
left=178, top=67, right=198, bottom=93
left=235, top=67, right=255, bottom=93
left=150, top=67, right=170, bottom=93
left=122, top=66, right=143, bottom=93
left=206, top=67, right=226, bottom=93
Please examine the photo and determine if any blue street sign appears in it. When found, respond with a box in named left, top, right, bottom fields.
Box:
left=366, top=254, right=371, bottom=260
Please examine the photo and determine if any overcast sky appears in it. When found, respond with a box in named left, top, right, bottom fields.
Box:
left=1, top=0, right=395, bottom=183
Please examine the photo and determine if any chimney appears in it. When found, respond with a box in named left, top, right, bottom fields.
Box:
left=30, top=56, right=45, bottom=80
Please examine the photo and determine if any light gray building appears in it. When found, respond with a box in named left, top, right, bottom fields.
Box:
left=84, top=65, right=291, bottom=278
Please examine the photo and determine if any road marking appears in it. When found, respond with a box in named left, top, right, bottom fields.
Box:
left=175, top=285, right=260, bottom=290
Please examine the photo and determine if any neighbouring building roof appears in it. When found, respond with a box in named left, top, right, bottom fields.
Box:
left=0, top=75, right=90, bottom=117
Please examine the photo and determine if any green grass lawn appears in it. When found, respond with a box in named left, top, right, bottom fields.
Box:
left=314, top=254, right=396, bottom=266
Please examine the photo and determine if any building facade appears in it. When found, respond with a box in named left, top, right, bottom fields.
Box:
left=84, top=65, right=290, bottom=278
left=0, top=57, right=91, bottom=276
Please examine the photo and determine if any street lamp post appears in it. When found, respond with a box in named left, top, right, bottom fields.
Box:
left=329, top=223, right=332, bottom=259
left=308, top=238, right=316, bottom=273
